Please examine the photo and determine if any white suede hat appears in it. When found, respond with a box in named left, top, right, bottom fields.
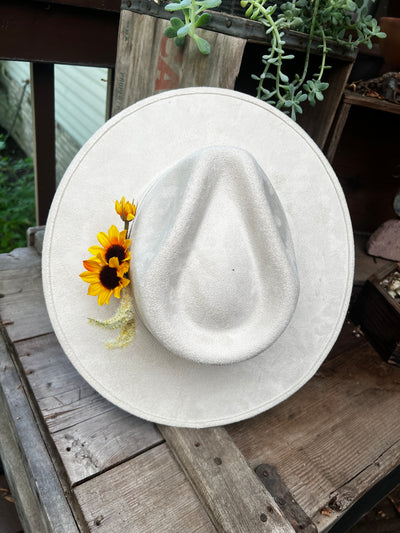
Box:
left=42, top=87, right=354, bottom=428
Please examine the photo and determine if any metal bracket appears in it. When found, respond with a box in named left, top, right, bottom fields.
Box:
left=255, top=464, right=317, bottom=533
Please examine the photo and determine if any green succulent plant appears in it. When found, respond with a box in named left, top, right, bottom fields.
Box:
left=163, top=0, right=386, bottom=119
left=164, top=0, right=222, bottom=55
left=241, top=0, right=386, bottom=119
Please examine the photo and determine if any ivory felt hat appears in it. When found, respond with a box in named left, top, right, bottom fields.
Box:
left=42, top=87, right=354, bottom=428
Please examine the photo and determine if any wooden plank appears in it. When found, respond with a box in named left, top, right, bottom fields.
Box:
left=159, top=425, right=295, bottom=532
left=112, top=10, right=246, bottom=115
left=297, top=59, right=355, bottom=149
left=74, top=443, right=218, bottom=532
left=343, top=90, right=400, bottom=115
left=0, top=327, right=80, bottom=533
left=313, top=440, right=400, bottom=532
left=0, top=282, right=53, bottom=342
left=0, top=247, right=42, bottom=296
left=31, top=63, right=56, bottom=226
left=324, top=101, right=351, bottom=163
left=227, top=339, right=400, bottom=531
left=0, top=0, right=119, bottom=66
left=14, top=333, right=163, bottom=486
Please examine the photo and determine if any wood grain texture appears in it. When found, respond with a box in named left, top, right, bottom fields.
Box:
left=160, top=425, right=295, bottom=532
left=14, top=333, right=162, bottom=486
left=0, top=328, right=79, bottom=533
left=0, top=247, right=52, bottom=342
left=343, top=90, right=400, bottom=115
left=298, top=59, right=354, bottom=149
left=112, top=10, right=246, bottom=115
left=227, top=338, right=400, bottom=530
left=74, top=443, right=217, bottom=532
left=325, top=101, right=351, bottom=163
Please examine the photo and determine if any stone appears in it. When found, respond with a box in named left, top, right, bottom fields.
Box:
left=366, top=219, right=400, bottom=261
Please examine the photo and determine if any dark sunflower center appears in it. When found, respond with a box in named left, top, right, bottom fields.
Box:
left=105, top=244, right=126, bottom=263
left=99, top=265, right=120, bottom=290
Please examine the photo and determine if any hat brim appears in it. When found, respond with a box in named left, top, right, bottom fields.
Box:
left=42, top=88, right=354, bottom=428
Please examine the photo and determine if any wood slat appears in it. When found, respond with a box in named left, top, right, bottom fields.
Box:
left=112, top=10, right=246, bottom=115
left=0, top=247, right=42, bottom=295
left=0, top=283, right=52, bottom=342
left=325, top=101, right=351, bottom=163
left=0, top=248, right=52, bottom=342
left=227, top=339, right=400, bottom=530
left=74, top=443, right=218, bottom=532
left=0, top=328, right=80, bottom=533
left=298, top=59, right=355, bottom=149
left=160, top=426, right=295, bottom=532
left=14, top=333, right=162, bottom=486
left=343, top=90, right=400, bottom=115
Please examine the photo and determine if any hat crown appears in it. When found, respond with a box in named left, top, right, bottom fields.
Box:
left=131, top=146, right=299, bottom=364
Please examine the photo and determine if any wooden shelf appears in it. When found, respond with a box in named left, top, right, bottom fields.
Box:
left=343, top=89, right=400, bottom=115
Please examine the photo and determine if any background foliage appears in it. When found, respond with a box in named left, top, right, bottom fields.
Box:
left=0, top=132, right=35, bottom=253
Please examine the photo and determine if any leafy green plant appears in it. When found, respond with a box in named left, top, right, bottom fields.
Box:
left=0, top=134, right=36, bottom=253
left=240, top=0, right=386, bottom=119
left=164, top=0, right=222, bottom=55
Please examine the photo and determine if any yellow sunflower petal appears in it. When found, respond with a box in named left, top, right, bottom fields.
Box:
left=108, top=257, right=120, bottom=269
left=80, top=272, right=101, bottom=283
left=98, top=289, right=112, bottom=306
left=105, top=290, right=114, bottom=305
left=121, top=277, right=130, bottom=288
left=97, top=231, right=112, bottom=249
left=83, top=259, right=102, bottom=272
left=108, top=225, right=120, bottom=244
left=88, top=245, right=105, bottom=257
left=113, top=285, right=122, bottom=298
left=88, top=282, right=103, bottom=296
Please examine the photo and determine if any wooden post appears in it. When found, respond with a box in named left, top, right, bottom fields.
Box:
left=30, top=62, right=56, bottom=226
left=112, top=10, right=246, bottom=116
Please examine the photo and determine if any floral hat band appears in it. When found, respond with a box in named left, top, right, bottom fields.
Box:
left=79, top=198, right=136, bottom=347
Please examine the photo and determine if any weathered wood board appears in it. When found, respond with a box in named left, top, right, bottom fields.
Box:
left=0, top=330, right=80, bottom=533
left=227, top=326, right=400, bottom=530
left=160, top=425, right=296, bottom=532
left=74, top=443, right=218, bottom=532
left=112, top=10, right=246, bottom=115
left=15, top=332, right=163, bottom=487
left=0, top=247, right=52, bottom=342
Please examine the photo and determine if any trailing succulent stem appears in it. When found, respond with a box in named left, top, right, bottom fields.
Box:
left=163, top=0, right=385, bottom=119
left=164, top=0, right=222, bottom=55
left=240, top=0, right=386, bottom=119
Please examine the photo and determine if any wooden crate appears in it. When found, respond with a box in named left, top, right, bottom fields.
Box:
left=113, top=0, right=356, bottom=149
left=351, top=263, right=400, bottom=366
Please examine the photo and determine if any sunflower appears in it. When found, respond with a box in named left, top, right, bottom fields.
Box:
left=115, top=197, right=136, bottom=222
left=88, top=225, right=131, bottom=265
left=80, top=255, right=130, bottom=306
